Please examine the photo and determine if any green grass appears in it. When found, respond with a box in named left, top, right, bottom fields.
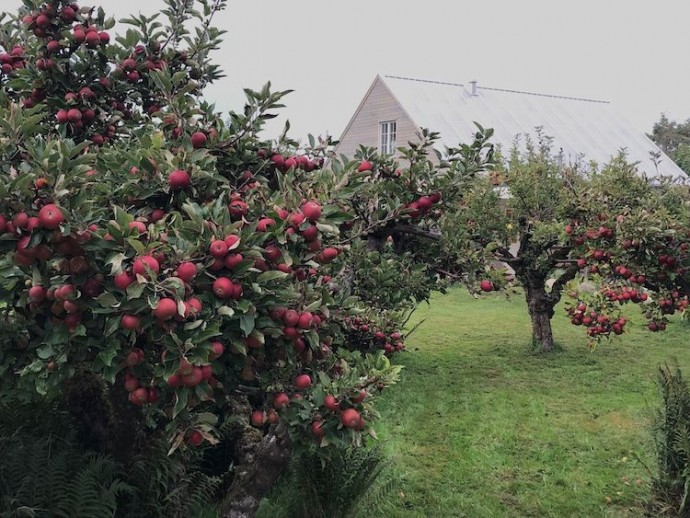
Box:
left=372, top=288, right=690, bottom=517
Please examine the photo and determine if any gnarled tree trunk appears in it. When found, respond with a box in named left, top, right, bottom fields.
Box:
left=525, top=280, right=556, bottom=352
left=220, top=397, right=292, bottom=518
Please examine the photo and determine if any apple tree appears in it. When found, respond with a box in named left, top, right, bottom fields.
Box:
left=436, top=133, right=690, bottom=351
left=0, top=1, right=497, bottom=515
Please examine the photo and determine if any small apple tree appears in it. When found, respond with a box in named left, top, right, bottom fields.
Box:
left=0, top=1, right=495, bottom=515
left=436, top=133, right=690, bottom=351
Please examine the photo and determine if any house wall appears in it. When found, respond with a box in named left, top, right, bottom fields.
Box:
left=334, top=77, right=421, bottom=161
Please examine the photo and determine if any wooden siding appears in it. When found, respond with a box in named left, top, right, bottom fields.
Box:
left=334, top=76, right=421, bottom=161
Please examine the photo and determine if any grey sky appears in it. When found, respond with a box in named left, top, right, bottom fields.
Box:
left=6, top=1, right=690, bottom=142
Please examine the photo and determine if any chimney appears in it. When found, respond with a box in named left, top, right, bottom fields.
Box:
left=469, top=80, right=478, bottom=96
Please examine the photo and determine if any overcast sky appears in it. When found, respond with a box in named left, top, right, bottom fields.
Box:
left=7, top=0, right=690, bottom=142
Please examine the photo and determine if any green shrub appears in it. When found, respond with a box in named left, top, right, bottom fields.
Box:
left=651, top=362, right=690, bottom=514
left=0, top=401, right=224, bottom=517
left=0, top=402, right=131, bottom=517
left=257, top=445, right=395, bottom=518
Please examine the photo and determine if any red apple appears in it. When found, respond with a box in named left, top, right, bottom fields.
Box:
left=301, top=225, right=319, bottom=241
left=28, top=285, right=47, bottom=303
left=301, top=201, right=322, bottom=221
left=38, top=204, right=65, bottom=229
left=121, top=314, right=141, bottom=331
left=114, top=272, right=135, bottom=290
left=228, top=199, right=248, bottom=218
left=169, top=169, right=191, bottom=190
left=191, top=131, right=207, bottom=148
left=352, top=389, right=367, bottom=403
left=212, top=277, right=234, bottom=299
left=175, top=261, right=197, bottom=282
left=283, top=309, right=300, bottom=327
left=67, top=108, right=82, bottom=123
left=182, top=367, right=203, bottom=387
left=324, top=394, right=339, bottom=412
left=340, top=408, right=361, bottom=429
left=311, top=421, right=326, bottom=439
left=132, top=255, right=160, bottom=278
left=319, top=247, right=339, bottom=263
left=187, top=430, right=204, bottom=446
left=153, top=298, right=178, bottom=320
left=289, top=212, right=305, bottom=227
left=224, top=253, right=244, bottom=270
left=294, top=374, right=311, bottom=390
left=257, top=218, right=276, bottom=232
left=124, top=374, right=139, bottom=392
left=128, top=221, right=147, bottom=234
left=251, top=410, right=266, bottom=427
left=273, top=392, right=290, bottom=409
left=297, top=311, right=314, bottom=329
left=224, top=234, right=240, bottom=249
left=209, top=239, right=229, bottom=258
left=357, top=161, right=373, bottom=172
left=209, top=341, right=225, bottom=360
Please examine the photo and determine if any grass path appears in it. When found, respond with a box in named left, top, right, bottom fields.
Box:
left=374, top=289, right=690, bottom=517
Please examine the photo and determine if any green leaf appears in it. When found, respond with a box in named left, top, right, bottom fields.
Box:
left=196, top=412, right=219, bottom=426
left=184, top=319, right=204, bottom=331
left=96, top=341, right=120, bottom=368
left=173, top=389, right=190, bottom=419
left=127, top=282, right=146, bottom=299
left=106, top=252, right=127, bottom=275
left=96, top=292, right=119, bottom=308
left=127, top=238, right=146, bottom=255
left=217, top=306, right=235, bottom=317
left=240, top=313, right=255, bottom=336
left=36, top=344, right=55, bottom=360
left=256, top=270, right=289, bottom=283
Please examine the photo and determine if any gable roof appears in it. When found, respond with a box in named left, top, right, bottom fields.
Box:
left=379, top=75, right=686, bottom=180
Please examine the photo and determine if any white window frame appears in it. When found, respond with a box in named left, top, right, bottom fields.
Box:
left=380, top=121, right=397, bottom=155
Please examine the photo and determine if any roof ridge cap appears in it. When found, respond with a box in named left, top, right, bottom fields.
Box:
left=384, top=75, right=464, bottom=87
left=477, top=85, right=609, bottom=104
left=383, top=74, right=609, bottom=104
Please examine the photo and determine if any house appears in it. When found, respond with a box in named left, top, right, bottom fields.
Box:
left=334, top=74, right=686, bottom=180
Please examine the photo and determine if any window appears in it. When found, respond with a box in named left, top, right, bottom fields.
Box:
left=380, top=121, right=396, bottom=155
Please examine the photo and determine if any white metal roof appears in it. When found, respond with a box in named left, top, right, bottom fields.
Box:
left=381, top=75, right=686, bottom=180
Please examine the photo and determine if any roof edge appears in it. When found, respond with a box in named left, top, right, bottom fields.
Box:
left=334, top=75, right=382, bottom=145
left=384, top=74, right=609, bottom=104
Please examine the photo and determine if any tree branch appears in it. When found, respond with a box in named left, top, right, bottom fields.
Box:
left=517, top=228, right=533, bottom=256
left=494, top=245, right=523, bottom=265
left=547, top=265, right=581, bottom=304
left=394, top=225, right=441, bottom=241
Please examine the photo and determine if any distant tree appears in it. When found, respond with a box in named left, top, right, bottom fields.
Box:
left=439, top=132, right=690, bottom=352
left=649, top=114, right=690, bottom=175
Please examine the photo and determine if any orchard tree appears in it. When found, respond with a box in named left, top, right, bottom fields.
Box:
left=649, top=114, right=690, bottom=176
left=0, top=1, right=494, bottom=516
left=438, top=133, right=690, bottom=352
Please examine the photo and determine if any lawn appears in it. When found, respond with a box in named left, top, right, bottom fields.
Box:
left=371, top=288, right=690, bottom=517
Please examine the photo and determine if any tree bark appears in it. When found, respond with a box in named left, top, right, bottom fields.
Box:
left=525, top=281, right=556, bottom=352
left=220, top=398, right=292, bottom=518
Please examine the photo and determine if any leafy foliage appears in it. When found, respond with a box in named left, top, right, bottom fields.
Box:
left=651, top=362, right=690, bottom=515
left=649, top=114, right=690, bottom=176
left=0, top=0, right=496, bottom=513
left=0, top=402, right=131, bottom=518
left=257, top=445, right=394, bottom=518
